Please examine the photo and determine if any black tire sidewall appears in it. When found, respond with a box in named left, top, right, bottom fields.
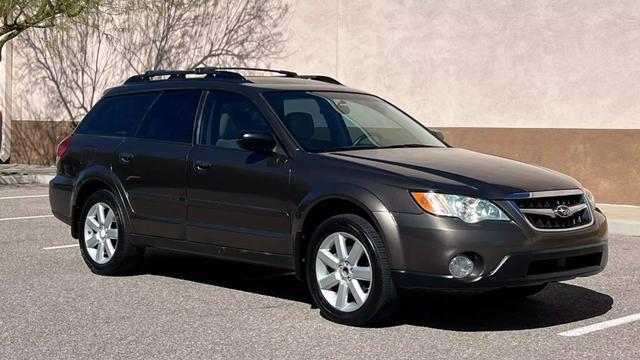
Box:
left=78, top=189, right=130, bottom=275
left=306, top=214, right=392, bottom=326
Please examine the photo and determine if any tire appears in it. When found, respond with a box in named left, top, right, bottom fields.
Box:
left=496, top=283, right=548, bottom=298
left=306, top=214, right=397, bottom=326
left=78, top=189, right=142, bottom=275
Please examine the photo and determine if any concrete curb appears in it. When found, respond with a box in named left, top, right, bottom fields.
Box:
left=0, top=165, right=56, bottom=186
left=0, top=174, right=54, bottom=186
left=598, top=204, right=640, bottom=237
left=608, top=220, right=640, bottom=237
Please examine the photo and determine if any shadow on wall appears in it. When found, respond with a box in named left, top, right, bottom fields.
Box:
left=11, top=120, right=73, bottom=165
left=140, top=248, right=613, bottom=330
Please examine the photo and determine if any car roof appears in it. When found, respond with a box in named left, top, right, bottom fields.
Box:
left=103, top=70, right=367, bottom=98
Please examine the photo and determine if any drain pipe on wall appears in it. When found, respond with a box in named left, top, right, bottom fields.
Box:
left=0, top=41, right=12, bottom=163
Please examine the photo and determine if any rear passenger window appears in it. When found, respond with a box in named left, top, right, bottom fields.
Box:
left=136, top=90, right=202, bottom=143
left=76, top=93, right=158, bottom=136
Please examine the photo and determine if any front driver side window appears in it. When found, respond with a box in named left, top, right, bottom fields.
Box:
left=200, top=92, right=271, bottom=149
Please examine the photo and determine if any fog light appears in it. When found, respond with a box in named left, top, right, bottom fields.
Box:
left=449, top=255, right=474, bottom=279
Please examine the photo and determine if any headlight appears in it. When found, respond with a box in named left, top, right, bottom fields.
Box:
left=411, top=192, right=510, bottom=223
left=584, top=188, right=596, bottom=208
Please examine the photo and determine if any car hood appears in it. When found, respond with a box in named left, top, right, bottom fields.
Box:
left=325, top=147, right=581, bottom=199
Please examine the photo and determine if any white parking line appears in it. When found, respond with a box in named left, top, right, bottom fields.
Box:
left=43, top=244, right=79, bottom=250
left=559, top=313, right=640, bottom=337
left=0, top=215, right=55, bottom=222
left=0, top=194, right=49, bottom=200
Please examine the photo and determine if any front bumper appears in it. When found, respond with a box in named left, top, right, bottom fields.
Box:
left=373, top=205, right=608, bottom=290
left=391, top=242, right=607, bottom=290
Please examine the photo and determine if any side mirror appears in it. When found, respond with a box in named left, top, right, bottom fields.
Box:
left=238, top=132, right=276, bottom=153
left=430, top=129, right=445, bottom=142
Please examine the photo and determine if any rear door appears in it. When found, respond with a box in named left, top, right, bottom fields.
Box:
left=73, top=92, right=160, bottom=178
left=186, top=91, right=291, bottom=253
left=113, top=90, right=203, bottom=239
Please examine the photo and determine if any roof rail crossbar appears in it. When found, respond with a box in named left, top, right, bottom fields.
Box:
left=297, top=75, right=343, bottom=85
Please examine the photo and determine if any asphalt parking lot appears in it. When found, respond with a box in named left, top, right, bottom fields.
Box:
left=0, top=185, right=638, bottom=359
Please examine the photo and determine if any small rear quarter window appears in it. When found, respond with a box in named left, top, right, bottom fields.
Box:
left=76, top=92, right=159, bottom=136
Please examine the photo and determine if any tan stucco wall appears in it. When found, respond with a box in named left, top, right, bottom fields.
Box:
left=274, top=0, right=640, bottom=129
left=11, top=121, right=72, bottom=165
left=6, top=1, right=640, bottom=206
left=11, top=122, right=638, bottom=205
left=11, top=0, right=640, bottom=130
left=439, top=128, right=640, bottom=206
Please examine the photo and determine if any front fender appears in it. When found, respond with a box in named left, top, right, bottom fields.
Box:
left=294, top=183, right=389, bottom=231
left=292, top=183, right=404, bottom=279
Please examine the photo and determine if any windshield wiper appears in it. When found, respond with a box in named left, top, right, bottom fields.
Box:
left=321, top=144, right=438, bottom=153
left=321, top=146, right=379, bottom=153
left=376, top=144, right=439, bottom=149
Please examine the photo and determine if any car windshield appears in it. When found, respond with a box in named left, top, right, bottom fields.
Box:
left=263, top=91, right=445, bottom=152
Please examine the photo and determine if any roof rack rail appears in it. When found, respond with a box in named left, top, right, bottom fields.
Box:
left=297, top=75, right=343, bottom=85
left=123, top=67, right=344, bottom=86
left=194, top=67, right=298, bottom=77
left=124, top=68, right=246, bottom=84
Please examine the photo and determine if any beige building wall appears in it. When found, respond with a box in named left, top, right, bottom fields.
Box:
left=274, top=0, right=640, bottom=129
left=269, top=0, right=640, bottom=205
left=6, top=0, right=640, bottom=204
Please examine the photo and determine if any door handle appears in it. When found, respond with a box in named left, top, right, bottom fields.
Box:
left=119, top=152, right=134, bottom=164
left=193, top=160, right=212, bottom=172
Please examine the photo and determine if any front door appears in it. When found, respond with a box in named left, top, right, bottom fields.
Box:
left=186, top=91, right=291, bottom=254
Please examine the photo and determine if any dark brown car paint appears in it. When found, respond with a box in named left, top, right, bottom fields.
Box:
left=49, top=77, right=608, bottom=289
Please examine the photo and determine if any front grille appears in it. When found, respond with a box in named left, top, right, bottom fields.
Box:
left=513, top=191, right=592, bottom=230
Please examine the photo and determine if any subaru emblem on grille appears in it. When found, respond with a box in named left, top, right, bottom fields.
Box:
left=554, top=205, right=571, bottom=218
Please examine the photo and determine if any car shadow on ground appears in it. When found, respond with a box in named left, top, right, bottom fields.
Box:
left=390, top=284, right=613, bottom=331
left=141, top=248, right=613, bottom=331
left=141, top=248, right=313, bottom=304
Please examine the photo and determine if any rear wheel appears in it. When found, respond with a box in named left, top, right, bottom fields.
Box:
left=78, top=190, right=142, bottom=275
left=306, top=214, right=397, bottom=326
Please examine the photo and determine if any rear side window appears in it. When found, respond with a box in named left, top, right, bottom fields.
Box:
left=136, top=90, right=202, bottom=143
left=76, top=93, right=158, bottom=136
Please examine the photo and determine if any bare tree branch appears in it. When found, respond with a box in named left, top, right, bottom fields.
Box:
left=114, top=0, right=289, bottom=72
left=16, top=0, right=289, bottom=128
left=18, top=9, right=120, bottom=124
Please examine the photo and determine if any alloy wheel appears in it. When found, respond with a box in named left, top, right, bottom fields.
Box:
left=315, top=232, right=373, bottom=312
left=83, top=202, right=118, bottom=264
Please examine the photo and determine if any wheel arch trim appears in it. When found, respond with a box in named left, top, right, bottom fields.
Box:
left=70, top=166, right=132, bottom=237
left=292, top=183, right=392, bottom=280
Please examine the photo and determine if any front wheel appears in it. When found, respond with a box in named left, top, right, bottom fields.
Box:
left=306, top=214, right=397, bottom=326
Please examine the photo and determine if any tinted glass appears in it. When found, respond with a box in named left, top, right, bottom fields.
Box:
left=76, top=93, right=158, bottom=136
left=200, top=92, right=271, bottom=149
left=283, top=98, right=331, bottom=142
left=136, top=90, right=202, bottom=143
left=264, top=91, right=445, bottom=152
